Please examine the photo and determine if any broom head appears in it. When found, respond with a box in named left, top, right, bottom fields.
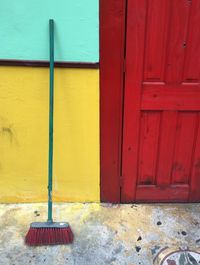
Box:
left=25, top=222, right=73, bottom=246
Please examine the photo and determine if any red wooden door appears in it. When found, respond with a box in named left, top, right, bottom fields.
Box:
left=122, top=0, right=200, bottom=202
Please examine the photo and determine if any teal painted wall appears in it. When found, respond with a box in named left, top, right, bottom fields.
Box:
left=0, top=0, right=99, bottom=62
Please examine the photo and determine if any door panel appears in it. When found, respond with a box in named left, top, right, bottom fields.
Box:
left=122, top=0, right=200, bottom=202
left=171, top=112, right=197, bottom=185
left=143, top=0, right=170, bottom=81
left=138, top=111, right=161, bottom=185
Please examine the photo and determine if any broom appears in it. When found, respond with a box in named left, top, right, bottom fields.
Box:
left=25, top=19, right=73, bottom=246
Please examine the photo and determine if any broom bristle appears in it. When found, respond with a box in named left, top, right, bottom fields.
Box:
left=25, top=226, right=73, bottom=246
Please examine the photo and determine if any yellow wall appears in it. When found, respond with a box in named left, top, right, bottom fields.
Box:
left=0, top=66, right=99, bottom=202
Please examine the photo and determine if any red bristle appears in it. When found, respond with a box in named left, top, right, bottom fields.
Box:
left=25, top=227, right=74, bottom=246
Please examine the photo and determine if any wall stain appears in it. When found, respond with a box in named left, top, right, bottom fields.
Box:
left=1, top=127, right=13, bottom=143
left=0, top=122, right=18, bottom=145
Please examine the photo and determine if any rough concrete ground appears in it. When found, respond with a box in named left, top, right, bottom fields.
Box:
left=0, top=203, right=200, bottom=265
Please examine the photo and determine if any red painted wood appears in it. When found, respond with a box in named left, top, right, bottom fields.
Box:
left=138, top=112, right=161, bottom=185
left=144, top=0, right=170, bottom=81
left=183, top=0, right=200, bottom=81
left=190, top=114, right=200, bottom=202
left=142, top=84, right=200, bottom=111
left=171, top=112, right=198, bottom=184
left=100, top=0, right=126, bottom=202
left=136, top=185, right=189, bottom=202
left=165, top=0, right=191, bottom=83
left=122, top=0, right=200, bottom=202
left=122, top=0, right=147, bottom=202
left=156, top=111, right=177, bottom=186
left=100, top=0, right=200, bottom=203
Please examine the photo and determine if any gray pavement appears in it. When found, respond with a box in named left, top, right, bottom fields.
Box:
left=0, top=203, right=200, bottom=265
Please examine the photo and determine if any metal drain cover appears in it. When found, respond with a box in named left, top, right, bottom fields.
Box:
left=154, top=247, right=200, bottom=265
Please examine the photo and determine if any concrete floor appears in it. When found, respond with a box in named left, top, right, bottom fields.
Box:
left=0, top=203, right=200, bottom=265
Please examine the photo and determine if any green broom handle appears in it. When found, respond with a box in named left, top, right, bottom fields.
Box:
left=48, top=19, right=54, bottom=222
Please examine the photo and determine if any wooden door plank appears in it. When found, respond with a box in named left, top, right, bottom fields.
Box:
left=183, top=0, right=200, bottom=82
left=100, top=0, right=126, bottom=202
left=138, top=111, right=161, bottom=185
left=190, top=114, right=200, bottom=201
left=144, top=0, right=170, bottom=81
left=136, top=185, right=189, bottom=202
left=156, top=111, right=177, bottom=186
left=165, top=0, right=191, bottom=83
left=122, top=0, right=147, bottom=202
left=142, top=85, right=200, bottom=111
left=172, top=112, right=198, bottom=185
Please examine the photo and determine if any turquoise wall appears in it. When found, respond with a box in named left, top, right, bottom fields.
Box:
left=0, top=0, right=99, bottom=62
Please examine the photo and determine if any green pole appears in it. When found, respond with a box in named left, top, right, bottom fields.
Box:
left=48, top=19, right=54, bottom=222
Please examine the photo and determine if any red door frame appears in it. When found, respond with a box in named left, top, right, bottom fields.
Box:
left=100, top=0, right=126, bottom=202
